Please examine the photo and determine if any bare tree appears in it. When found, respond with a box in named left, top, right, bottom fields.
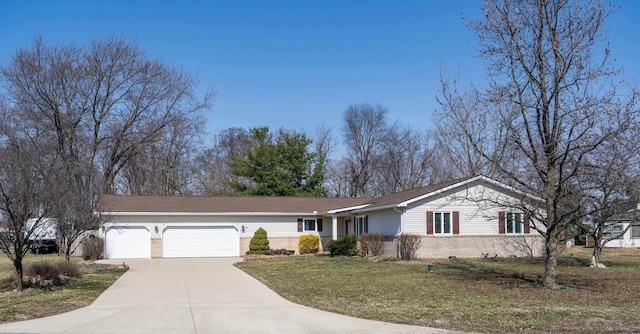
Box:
left=1, top=36, right=212, bottom=194
left=325, top=158, right=353, bottom=198
left=193, top=127, right=251, bottom=195
left=438, top=0, right=639, bottom=288
left=373, top=126, right=435, bottom=196
left=1, top=36, right=212, bottom=259
left=341, top=103, right=389, bottom=197
left=0, top=104, right=59, bottom=291
left=580, top=131, right=640, bottom=265
left=434, top=71, right=506, bottom=179
left=118, top=114, right=203, bottom=195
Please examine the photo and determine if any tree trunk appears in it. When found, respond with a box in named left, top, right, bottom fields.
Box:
left=592, top=243, right=602, bottom=266
left=543, top=234, right=560, bottom=289
left=13, top=259, right=24, bottom=292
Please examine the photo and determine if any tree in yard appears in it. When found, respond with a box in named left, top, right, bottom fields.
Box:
left=1, top=36, right=212, bottom=259
left=231, top=127, right=326, bottom=196
left=0, top=105, right=59, bottom=291
left=341, top=103, right=389, bottom=197
left=579, top=130, right=640, bottom=265
left=437, top=0, right=639, bottom=288
left=434, top=71, right=505, bottom=180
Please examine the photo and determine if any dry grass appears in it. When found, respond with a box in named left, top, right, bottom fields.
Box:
left=236, top=247, right=640, bottom=333
left=0, top=253, right=126, bottom=323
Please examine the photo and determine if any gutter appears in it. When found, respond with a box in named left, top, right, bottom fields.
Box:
left=393, top=206, right=405, bottom=234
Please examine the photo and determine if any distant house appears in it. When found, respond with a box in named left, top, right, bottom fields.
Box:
left=97, top=175, right=545, bottom=259
left=0, top=221, right=9, bottom=234
left=586, top=205, right=640, bottom=248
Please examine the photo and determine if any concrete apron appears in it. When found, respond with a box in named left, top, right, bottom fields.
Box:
left=0, top=258, right=462, bottom=334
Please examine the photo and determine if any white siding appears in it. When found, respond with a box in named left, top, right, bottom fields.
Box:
left=403, top=182, right=541, bottom=236
left=603, top=222, right=640, bottom=248
left=366, top=209, right=401, bottom=236
left=103, top=214, right=323, bottom=240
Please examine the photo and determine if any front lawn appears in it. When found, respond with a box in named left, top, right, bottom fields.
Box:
left=0, top=254, right=126, bottom=323
left=236, top=247, right=640, bottom=333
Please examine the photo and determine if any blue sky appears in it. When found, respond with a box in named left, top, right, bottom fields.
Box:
left=1, top=1, right=639, bottom=141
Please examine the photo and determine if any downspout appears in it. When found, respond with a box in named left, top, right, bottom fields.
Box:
left=394, top=206, right=405, bottom=259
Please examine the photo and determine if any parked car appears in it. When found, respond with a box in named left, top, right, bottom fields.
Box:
left=28, top=239, right=59, bottom=254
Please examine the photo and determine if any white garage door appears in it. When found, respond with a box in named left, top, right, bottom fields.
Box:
left=163, top=226, right=239, bottom=258
left=105, top=227, right=150, bottom=259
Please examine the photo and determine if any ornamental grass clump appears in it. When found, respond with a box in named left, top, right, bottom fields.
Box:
left=249, top=227, right=270, bottom=255
left=359, top=232, right=385, bottom=257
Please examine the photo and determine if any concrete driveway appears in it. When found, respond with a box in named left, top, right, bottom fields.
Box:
left=0, top=258, right=462, bottom=334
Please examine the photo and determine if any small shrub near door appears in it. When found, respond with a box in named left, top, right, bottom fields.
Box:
left=326, top=235, right=358, bottom=256
left=249, top=227, right=270, bottom=255
left=359, top=233, right=385, bottom=256
left=298, top=234, right=320, bottom=254
left=397, top=234, right=422, bottom=261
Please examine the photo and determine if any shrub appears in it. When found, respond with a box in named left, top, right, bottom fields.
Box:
left=298, top=234, right=320, bottom=254
left=249, top=227, right=270, bottom=255
left=397, top=234, right=422, bottom=261
left=24, top=261, right=81, bottom=287
left=82, top=234, right=104, bottom=260
left=359, top=233, right=385, bottom=257
left=54, top=261, right=82, bottom=278
left=326, top=235, right=358, bottom=256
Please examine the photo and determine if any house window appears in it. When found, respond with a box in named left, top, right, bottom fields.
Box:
left=434, top=212, right=451, bottom=235
left=506, top=213, right=523, bottom=234
left=603, top=224, right=624, bottom=239
left=304, top=219, right=316, bottom=231
left=356, top=216, right=368, bottom=236
left=632, top=224, right=640, bottom=238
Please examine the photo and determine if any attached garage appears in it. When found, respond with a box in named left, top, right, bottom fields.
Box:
left=105, top=226, right=150, bottom=259
left=162, top=226, right=239, bottom=258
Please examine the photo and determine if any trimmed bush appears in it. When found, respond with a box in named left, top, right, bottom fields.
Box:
left=359, top=233, right=385, bottom=257
left=298, top=234, right=320, bottom=254
left=397, top=234, right=422, bottom=261
left=249, top=227, right=271, bottom=255
left=326, top=235, right=358, bottom=256
left=82, top=234, right=104, bottom=260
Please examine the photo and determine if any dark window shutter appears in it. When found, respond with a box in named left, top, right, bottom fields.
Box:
left=453, top=211, right=460, bottom=235
left=317, top=218, right=323, bottom=232
left=364, top=216, right=368, bottom=233
left=524, top=214, right=530, bottom=234
left=297, top=218, right=303, bottom=232
left=427, top=211, right=434, bottom=235
left=498, top=211, right=506, bottom=234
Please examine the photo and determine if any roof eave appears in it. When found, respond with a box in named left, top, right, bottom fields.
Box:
left=351, top=203, right=402, bottom=214
left=98, top=211, right=319, bottom=217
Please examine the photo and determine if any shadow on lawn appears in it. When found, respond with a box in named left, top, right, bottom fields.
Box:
left=445, top=259, right=542, bottom=287
left=444, top=256, right=590, bottom=288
